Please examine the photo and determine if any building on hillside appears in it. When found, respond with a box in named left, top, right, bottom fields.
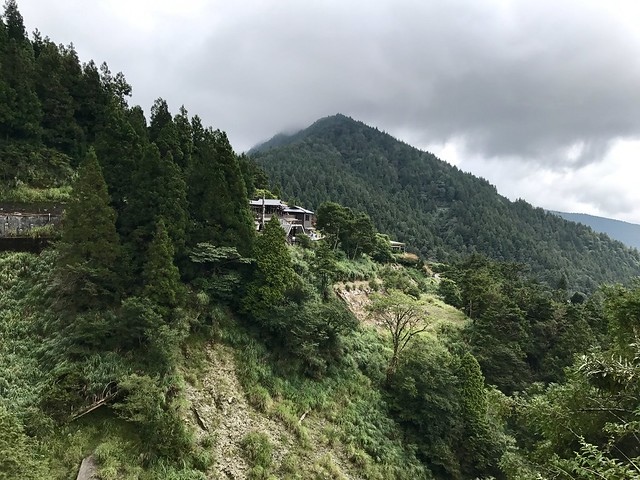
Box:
left=249, top=198, right=318, bottom=242
left=390, top=240, right=406, bottom=253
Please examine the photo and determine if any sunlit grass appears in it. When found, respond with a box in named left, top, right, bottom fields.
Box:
left=0, top=185, right=71, bottom=203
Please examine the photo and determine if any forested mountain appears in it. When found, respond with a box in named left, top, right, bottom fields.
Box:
left=3, top=3, right=640, bottom=479
left=252, top=114, right=640, bottom=291
left=552, top=211, right=640, bottom=250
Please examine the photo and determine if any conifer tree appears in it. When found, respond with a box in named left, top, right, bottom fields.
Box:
left=243, top=217, right=294, bottom=322
left=121, top=142, right=188, bottom=270
left=0, top=0, right=41, bottom=141
left=143, top=219, right=185, bottom=315
left=3, top=0, right=25, bottom=42
left=457, top=352, right=492, bottom=475
left=94, top=99, right=143, bottom=214
left=173, top=105, right=192, bottom=171
left=33, top=39, right=81, bottom=155
left=188, top=128, right=255, bottom=254
left=55, top=147, right=123, bottom=311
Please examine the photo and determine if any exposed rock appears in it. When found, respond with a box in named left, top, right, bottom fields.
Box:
left=76, top=454, right=98, bottom=480
left=183, top=343, right=293, bottom=479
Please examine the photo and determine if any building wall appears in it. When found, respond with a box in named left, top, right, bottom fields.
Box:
left=0, top=212, right=60, bottom=237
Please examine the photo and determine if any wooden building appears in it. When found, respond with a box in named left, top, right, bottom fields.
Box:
left=249, top=198, right=318, bottom=241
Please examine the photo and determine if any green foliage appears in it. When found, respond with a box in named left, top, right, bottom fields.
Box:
left=366, top=290, right=429, bottom=380
left=437, top=278, right=462, bottom=308
left=316, top=201, right=378, bottom=259
left=114, top=373, right=193, bottom=463
left=387, top=339, right=507, bottom=479
left=507, top=283, right=640, bottom=478
left=241, top=431, right=274, bottom=479
left=53, top=147, right=123, bottom=312
left=334, top=254, right=379, bottom=282
left=243, top=223, right=358, bottom=375
left=379, top=266, right=422, bottom=298
left=309, top=241, right=339, bottom=299
left=143, top=219, right=186, bottom=314
left=187, top=126, right=255, bottom=254
left=243, top=216, right=295, bottom=321
left=121, top=142, right=188, bottom=274
left=0, top=184, right=71, bottom=202
left=227, top=323, right=430, bottom=479
left=0, top=144, right=73, bottom=188
left=443, top=255, right=602, bottom=393
left=0, top=402, right=47, bottom=479
left=188, top=242, right=251, bottom=303
left=602, top=280, right=640, bottom=349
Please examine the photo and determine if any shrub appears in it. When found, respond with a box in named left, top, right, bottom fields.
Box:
left=241, top=431, right=274, bottom=479
left=114, top=374, right=194, bottom=463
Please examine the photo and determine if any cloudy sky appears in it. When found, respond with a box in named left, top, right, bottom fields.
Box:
left=18, top=0, right=640, bottom=223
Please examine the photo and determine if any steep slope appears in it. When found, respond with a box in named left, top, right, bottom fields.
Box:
left=552, top=211, right=640, bottom=250
left=251, top=114, right=640, bottom=291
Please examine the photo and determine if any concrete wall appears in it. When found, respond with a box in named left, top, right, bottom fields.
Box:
left=0, top=203, right=63, bottom=238
left=0, top=212, right=60, bottom=237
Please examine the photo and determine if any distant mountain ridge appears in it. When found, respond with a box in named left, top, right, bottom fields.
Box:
left=251, top=114, right=640, bottom=291
left=551, top=211, right=640, bottom=250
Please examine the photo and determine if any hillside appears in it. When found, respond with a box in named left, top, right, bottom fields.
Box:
left=552, top=211, right=640, bottom=250
left=3, top=3, right=640, bottom=479
left=251, top=114, right=640, bottom=291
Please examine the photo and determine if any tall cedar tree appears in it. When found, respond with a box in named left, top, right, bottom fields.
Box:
left=1, top=0, right=42, bottom=141
left=94, top=99, right=144, bottom=215
left=457, top=352, right=500, bottom=478
left=188, top=128, right=254, bottom=254
left=243, top=216, right=294, bottom=322
left=121, top=142, right=187, bottom=274
left=143, top=219, right=186, bottom=316
left=55, top=147, right=123, bottom=312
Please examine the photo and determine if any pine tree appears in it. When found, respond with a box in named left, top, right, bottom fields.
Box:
left=33, top=38, right=80, bottom=154
left=173, top=105, right=192, bottom=171
left=2, top=0, right=25, bottom=42
left=0, top=0, right=41, bottom=141
left=457, top=353, right=504, bottom=478
left=55, top=147, right=123, bottom=311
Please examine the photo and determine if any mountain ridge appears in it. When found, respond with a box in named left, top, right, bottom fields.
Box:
left=251, top=114, right=640, bottom=291
left=551, top=211, right=640, bottom=250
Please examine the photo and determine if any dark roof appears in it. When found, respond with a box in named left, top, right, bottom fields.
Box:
left=250, top=198, right=285, bottom=207
left=250, top=199, right=314, bottom=214
left=284, top=205, right=314, bottom=214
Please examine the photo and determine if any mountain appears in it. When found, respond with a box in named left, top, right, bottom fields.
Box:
left=552, top=211, right=640, bottom=251
left=251, top=114, right=640, bottom=291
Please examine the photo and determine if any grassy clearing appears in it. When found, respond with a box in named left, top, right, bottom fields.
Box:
left=0, top=185, right=71, bottom=203
left=421, top=293, right=468, bottom=330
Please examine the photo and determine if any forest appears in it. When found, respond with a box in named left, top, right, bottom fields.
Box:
left=1, top=2, right=640, bottom=479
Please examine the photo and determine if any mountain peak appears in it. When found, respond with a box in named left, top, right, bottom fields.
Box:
left=250, top=115, right=640, bottom=291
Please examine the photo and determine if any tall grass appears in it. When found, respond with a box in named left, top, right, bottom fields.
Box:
left=0, top=185, right=71, bottom=203
left=221, top=319, right=430, bottom=479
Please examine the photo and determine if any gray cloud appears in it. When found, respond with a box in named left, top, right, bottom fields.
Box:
left=17, top=0, right=640, bottom=221
left=160, top=0, right=640, bottom=164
